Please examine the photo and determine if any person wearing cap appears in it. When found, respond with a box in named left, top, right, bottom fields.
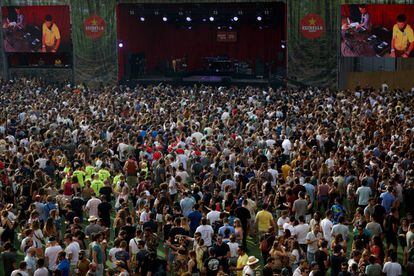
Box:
left=242, top=256, right=259, bottom=276
left=85, top=216, right=103, bottom=237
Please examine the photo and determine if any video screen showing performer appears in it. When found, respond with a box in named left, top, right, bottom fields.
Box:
left=341, top=4, right=414, bottom=58
left=2, top=5, right=71, bottom=53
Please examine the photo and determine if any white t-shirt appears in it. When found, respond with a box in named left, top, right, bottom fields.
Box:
left=11, top=270, right=29, bottom=276
left=283, top=222, right=296, bottom=236
left=86, top=197, right=101, bottom=217
left=109, top=247, right=122, bottom=268
left=306, top=231, right=321, bottom=253
left=207, top=210, right=221, bottom=225
left=382, top=261, right=402, bottom=276
left=129, top=238, right=140, bottom=255
left=65, top=241, right=80, bottom=265
left=45, top=244, right=63, bottom=271
left=294, top=223, right=310, bottom=245
left=34, top=267, right=49, bottom=276
left=195, top=225, right=214, bottom=246
left=242, top=265, right=255, bottom=276
left=227, top=242, right=239, bottom=258
left=356, top=186, right=371, bottom=206
left=277, top=217, right=290, bottom=236
left=320, top=218, right=333, bottom=243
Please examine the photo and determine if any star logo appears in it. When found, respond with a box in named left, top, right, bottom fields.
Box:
left=309, top=18, right=316, bottom=25
left=91, top=19, right=97, bottom=26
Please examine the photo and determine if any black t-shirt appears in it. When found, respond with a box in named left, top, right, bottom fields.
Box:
left=97, top=202, right=111, bottom=222
left=235, top=206, right=251, bottom=228
left=1, top=251, right=17, bottom=276
left=204, top=257, right=220, bottom=276
left=168, top=226, right=188, bottom=244
left=330, top=253, right=346, bottom=276
left=143, top=220, right=158, bottom=233
left=65, top=210, right=76, bottom=225
left=121, top=225, right=136, bottom=243
left=99, top=186, right=112, bottom=202
left=213, top=242, right=229, bottom=258
left=373, top=204, right=386, bottom=223
left=314, top=249, right=328, bottom=274
left=163, top=223, right=173, bottom=241
left=70, top=197, right=85, bottom=217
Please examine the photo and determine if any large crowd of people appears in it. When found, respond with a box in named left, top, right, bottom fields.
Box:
left=0, top=78, right=414, bottom=276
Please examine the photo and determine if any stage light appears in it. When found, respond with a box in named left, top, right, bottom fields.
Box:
left=281, top=44, right=285, bottom=49
left=233, top=16, right=238, bottom=22
left=257, top=16, right=262, bottom=21
left=186, top=16, right=192, bottom=22
left=229, top=26, right=233, bottom=30
left=217, top=26, right=221, bottom=30
left=188, top=26, right=192, bottom=30
left=202, top=18, right=207, bottom=22
left=118, top=42, right=124, bottom=48
left=209, top=16, right=214, bottom=22
left=140, top=17, right=145, bottom=22
left=162, top=16, right=168, bottom=22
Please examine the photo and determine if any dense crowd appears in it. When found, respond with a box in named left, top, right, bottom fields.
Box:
left=0, top=78, right=414, bottom=276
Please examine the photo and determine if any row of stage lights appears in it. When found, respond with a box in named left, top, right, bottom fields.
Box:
left=137, top=15, right=264, bottom=22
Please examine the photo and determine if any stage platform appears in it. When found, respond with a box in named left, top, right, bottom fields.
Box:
left=121, top=75, right=283, bottom=87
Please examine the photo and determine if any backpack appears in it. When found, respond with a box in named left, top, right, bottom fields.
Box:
left=259, top=234, right=272, bottom=252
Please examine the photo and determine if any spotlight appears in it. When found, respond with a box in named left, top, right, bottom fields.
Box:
left=118, top=42, right=124, bottom=48
left=233, top=16, right=238, bottom=22
left=229, top=26, right=233, bottom=30
left=209, top=16, right=214, bottom=22
left=281, top=44, right=286, bottom=49
left=162, top=16, right=168, bottom=22
left=202, top=18, right=207, bottom=22
left=140, top=17, right=145, bottom=22
left=188, top=26, right=192, bottom=30
left=217, top=26, right=221, bottom=30
left=186, top=16, right=192, bottom=22
left=257, top=16, right=262, bottom=21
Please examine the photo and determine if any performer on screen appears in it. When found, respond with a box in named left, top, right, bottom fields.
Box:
left=355, top=4, right=370, bottom=31
left=390, top=14, right=414, bottom=58
left=42, top=14, right=61, bottom=53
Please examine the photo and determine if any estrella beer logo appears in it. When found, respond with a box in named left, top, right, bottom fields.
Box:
left=300, top=13, right=325, bottom=39
left=84, top=15, right=106, bottom=39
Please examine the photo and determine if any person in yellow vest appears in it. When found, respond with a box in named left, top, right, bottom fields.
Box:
left=98, top=166, right=111, bottom=183
left=85, top=163, right=95, bottom=182
left=91, top=173, right=104, bottom=196
left=42, top=14, right=60, bottom=53
left=72, top=166, right=86, bottom=188
left=390, top=14, right=414, bottom=58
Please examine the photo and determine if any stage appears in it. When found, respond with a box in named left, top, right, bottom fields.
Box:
left=121, top=74, right=285, bottom=88
left=117, top=3, right=286, bottom=86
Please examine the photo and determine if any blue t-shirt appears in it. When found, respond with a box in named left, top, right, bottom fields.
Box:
left=57, top=259, right=70, bottom=276
left=188, top=210, right=202, bottom=233
left=380, top=192, right=395, bottom=214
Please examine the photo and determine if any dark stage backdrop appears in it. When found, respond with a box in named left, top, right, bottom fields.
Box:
left=117, top=5, right=285, bottom=80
